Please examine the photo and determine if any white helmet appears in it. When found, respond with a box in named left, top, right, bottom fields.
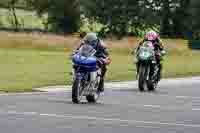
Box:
left=84, top=32, right=98, bottom=43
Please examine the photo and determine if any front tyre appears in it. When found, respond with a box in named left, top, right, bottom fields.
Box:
left=72, top=78, right=82, bottom=104
left=138, top=65, right=146, bottom=91
left=147, top=80, right=157, bottom=91
left=86, top=93, right=100, bottom=103
left=147, top=66, right=159, bottom=92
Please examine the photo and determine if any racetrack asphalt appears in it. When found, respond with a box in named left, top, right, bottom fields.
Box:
left=0, top=77, right=200, bottom=133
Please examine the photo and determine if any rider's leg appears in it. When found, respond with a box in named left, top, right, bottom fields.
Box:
left=98, top=64, right=107, bottom=92
left=136, top=62, right=139, bottom=78
left=158, top=61, right=162, bottom=81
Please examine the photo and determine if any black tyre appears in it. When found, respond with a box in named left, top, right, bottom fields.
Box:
left=147, top=68, right=158, bottom=92
left=86, top=94, right=99, bottom=103
left=72, top=78, right=82, bottom=104
left=147, top=80, right=157, bottom=91
left=138, top=65, right=146, bottom=91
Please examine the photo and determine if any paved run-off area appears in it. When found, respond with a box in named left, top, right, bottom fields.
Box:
left=0, top=77, right=200, bottom=133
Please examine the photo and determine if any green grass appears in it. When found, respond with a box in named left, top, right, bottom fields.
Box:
left=1, top=47, right=200, bottom=92
left=0, top=8, right=45, bottom=29
left=107, top=50, right=200, bottom=81
left=163, top=51, right=200, bottom=78
left=0, top=33, right=200, bottom=92
left=0, top=48, right=71, bottom=92
left=0, top=48, right=135, bottom=92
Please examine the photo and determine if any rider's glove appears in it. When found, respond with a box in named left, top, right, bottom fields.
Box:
left=161, top=50, right=166, bottom=56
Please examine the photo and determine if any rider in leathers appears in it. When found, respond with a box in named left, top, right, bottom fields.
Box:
left=135, top=30, right=166, bottom=81
left=76, top=32, right=111, bottom=93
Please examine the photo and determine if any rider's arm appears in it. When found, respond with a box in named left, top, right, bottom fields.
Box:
left=156, top=38, right=167, bottom=56
left=99, top=40, right=109, bottom=56
left=71, top=40, right=85, bottom=57
left=100, top=40, right=111, bottom=65
left=157, top=38, right=165, bottom=51
left=135, top=39, right=145, bottom=52
left=76, top=40, right=85, bottom=50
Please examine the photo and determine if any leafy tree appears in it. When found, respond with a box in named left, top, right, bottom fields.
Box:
left=26, top=0, right=81, bottom=33
left=82, top=0, right=154, bottom=37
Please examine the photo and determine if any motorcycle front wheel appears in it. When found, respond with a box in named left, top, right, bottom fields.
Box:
left=86, top=75, right=101, bottom=103
left=86, top=93, right=100, bottom=103
left=72, top=78, right=84, bottom=104
left=138, top=65, right=147, bottom=92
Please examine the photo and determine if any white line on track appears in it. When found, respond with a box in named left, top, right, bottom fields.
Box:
left=48, top=96, right=200, bottom=108
left=45, top=98, right=200, bottom=111
left=0, top=92, right=50, bottom=96
left=0, top=76, right=198, bottom=95
left=1, top=110, right=200, bottom=128
left=1, top=89, right=200, bottom=102
left=167, top=95, right=200, bottom=100
left=115, top=93, right=200, bottom=100
left=111, top=102, right=200, bottom=111
left=192, top=108, right=200, bottom=111
left=143, top=105, right=162, bottom=108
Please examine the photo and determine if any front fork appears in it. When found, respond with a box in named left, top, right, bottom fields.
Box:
left=82, top=70, right=101, bottom=95
left=89, top=70, right=101, bottom=91
left=135, top=61, right=139, bottom=79
left=136, top=62, right=151, bottom=80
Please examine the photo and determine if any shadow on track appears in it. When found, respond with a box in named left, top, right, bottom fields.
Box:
left=111, top=88, right=169, bottom=95
left=47, top=98, right=105, bottom=106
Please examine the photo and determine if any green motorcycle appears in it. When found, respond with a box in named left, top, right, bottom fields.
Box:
left=135, top=41, right=165, bottom=91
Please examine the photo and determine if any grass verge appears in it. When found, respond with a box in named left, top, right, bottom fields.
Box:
left=0, top=32, right=199, bottom=92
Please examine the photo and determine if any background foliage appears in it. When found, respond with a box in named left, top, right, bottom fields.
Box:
left=0, top=0, right=199, bottom=38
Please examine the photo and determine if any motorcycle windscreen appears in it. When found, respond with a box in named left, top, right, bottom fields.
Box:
left=72, top=54, right=97, bottom=72
left=138, top=46, right=154, bottom=60
left=142, top=41, right=154, bottom=48
left=79, top=44, right=96, bottom=57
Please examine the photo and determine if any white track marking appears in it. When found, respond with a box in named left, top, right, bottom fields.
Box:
left=167, top=95, right=200, bottom=100
left=143, top=105, right=162, bottom=108
left=110, top=102, right=187, bottom=111
left=118, top=93, right=200, bottom=100
left=43, top=98, right=200, bottom=111
left=31, top=77, right=200, bottom=92
left=0, top=77, right=200, bottom=98
left=0, top=92, right=50, bottom=96
left=192, top=108, right=200, bottom=111
left=1, top=110, right=200, bottom=128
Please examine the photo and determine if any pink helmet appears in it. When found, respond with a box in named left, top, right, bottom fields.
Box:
left=145, top=30, right=159, bottom=41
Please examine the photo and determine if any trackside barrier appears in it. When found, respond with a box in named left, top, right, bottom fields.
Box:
left=188, top=40, right=200, bottom=49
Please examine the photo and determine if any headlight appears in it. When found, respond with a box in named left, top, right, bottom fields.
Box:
left=139, top=52, right=151, bottom=59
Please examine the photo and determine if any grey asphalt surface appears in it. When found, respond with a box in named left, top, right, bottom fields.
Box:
left=1, top=78, right=200, bottom=133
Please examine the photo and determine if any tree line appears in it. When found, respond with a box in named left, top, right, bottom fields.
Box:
left=0, top=0, right=199, bottom=38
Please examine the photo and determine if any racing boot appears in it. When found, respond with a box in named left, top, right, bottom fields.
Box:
left=97, top=65, right=106, bottom=93
left=97, top=78, right=104, bottom=93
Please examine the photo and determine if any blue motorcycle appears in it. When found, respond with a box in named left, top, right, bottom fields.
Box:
left=71, top=44, right=101, bottom=103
